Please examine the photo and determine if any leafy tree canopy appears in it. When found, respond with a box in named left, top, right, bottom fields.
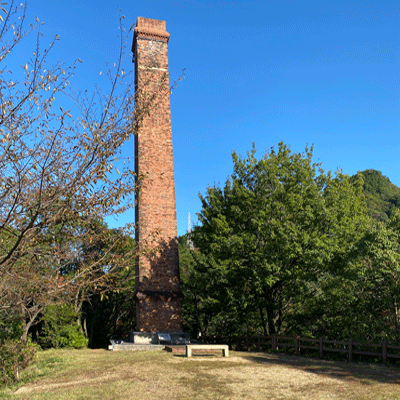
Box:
left=192, top=142, right=369, bottom=336
left=354, top=169, right=400, bottom=222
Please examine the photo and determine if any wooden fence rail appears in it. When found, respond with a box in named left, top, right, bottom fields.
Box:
left=203, top=335, right=400, bottom=364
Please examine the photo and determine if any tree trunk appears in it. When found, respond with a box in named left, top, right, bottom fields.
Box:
left=392, top=295, right=400, bottom=341
left=258, top=304, right=268, bottom=336
left=74, top=289, right=84, bottom=328
left=83, top=317, right=88, bottom=338
left=265, top=303, right=276, bottom=335
left=22, top=308, right=41, bottom=344
left=275, top=286, right=283, bottom=334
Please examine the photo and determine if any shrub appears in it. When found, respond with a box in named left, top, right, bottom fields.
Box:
left=0, top=339, right=36, bottom=385
left=39, top=304, right=88, bottom=349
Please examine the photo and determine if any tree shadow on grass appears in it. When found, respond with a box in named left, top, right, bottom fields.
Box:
left=244, top=352, right=400, bottom=385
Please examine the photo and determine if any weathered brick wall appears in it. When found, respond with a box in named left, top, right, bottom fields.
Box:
left=133, top=17, right=182, bottom=332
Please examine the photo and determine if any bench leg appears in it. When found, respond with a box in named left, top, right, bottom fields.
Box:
left=186, top=347, right=192, bottom=357
left=223, top=347, right=229, bottom=357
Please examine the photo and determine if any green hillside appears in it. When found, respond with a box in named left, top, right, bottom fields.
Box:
left=355, top=169, right=400, bottom=222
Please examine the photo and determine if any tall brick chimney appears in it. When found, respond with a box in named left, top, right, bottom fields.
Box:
left=132, top=17, right=182, bottom=333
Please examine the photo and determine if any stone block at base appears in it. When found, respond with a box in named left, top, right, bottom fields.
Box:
left=129, top=332, right=157, bottom=344
left=108, top=343, right=165, bottom=351
left=129, top=331, right=190, bottom=345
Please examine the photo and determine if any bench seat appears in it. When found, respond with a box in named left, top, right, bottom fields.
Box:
left=185, top=344, right=229, bottom=357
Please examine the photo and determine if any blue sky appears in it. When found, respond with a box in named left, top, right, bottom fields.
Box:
left=21, top=0, right=399, bottom=236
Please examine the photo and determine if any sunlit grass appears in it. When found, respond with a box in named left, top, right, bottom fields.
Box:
left=1, top=349, right=400, bottom=400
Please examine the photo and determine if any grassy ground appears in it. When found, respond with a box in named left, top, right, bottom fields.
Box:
left=1, top=348, right=400, bottom=400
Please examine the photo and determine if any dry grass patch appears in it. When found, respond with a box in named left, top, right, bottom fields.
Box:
left=1, top=349, right=400, bottom=400
left=233, top=352, right=400, bottom=400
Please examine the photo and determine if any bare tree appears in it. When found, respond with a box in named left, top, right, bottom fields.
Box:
left=0, top=1, right=153, bottom=341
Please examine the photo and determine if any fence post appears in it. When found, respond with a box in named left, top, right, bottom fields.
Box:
left=295, top=336, right=300, bottom=355
left=272, top=334, right=277, bottom=352
left=348, top=339, right=353, bottom=362
left=382, top=341, right=388, bottom=363
left=319, top=337, right=323, bottom=359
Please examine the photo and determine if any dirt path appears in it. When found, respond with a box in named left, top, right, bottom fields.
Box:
left=15, top=373, right=120, bottom=394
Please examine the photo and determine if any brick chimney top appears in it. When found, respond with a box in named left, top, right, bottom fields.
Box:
left=134, top=17, right=169, bottom=41
left=136, top=17, right=166, bottom=31
left=132, top=17, right=170, bottom=58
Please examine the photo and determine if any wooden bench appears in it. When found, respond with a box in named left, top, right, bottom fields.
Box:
left=185, top=344, right=229, bottom=358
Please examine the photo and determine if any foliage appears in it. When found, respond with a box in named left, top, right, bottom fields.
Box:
left=39, top=304, right=88, bottom=349
left=0, top=311, right=23, bottom=342
left=356, top=169, right=400, bottom=222
left=192, top=142, right=369, bottom=337
left=0, top=311, right=36, bottom=385
left=180, top=235, right=231, bottom=337
left=310, top=208, right=400, bottom=343
left=349, top=210, right=400, bottom=342
left=285, top=211, right=400, bottom=344
left=0, top=339, right=36, bottom=385
left=82, top=274, right=136, bottom=348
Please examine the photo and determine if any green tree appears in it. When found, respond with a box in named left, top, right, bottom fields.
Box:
left=346, top=210, right=400, bottom=342
left=297, top=210, right=400, bottom=343
left=179, top=235, right=236, bottom=338
left=355, top=169, right=400, bottom=222
left=194, top=142, right=369, bottom=336
left=39, top=304, right=88, bottom=349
